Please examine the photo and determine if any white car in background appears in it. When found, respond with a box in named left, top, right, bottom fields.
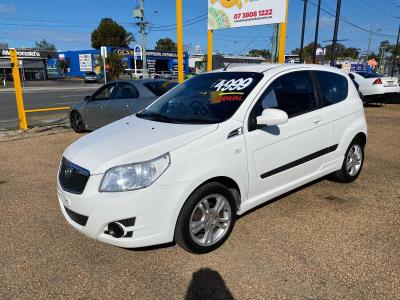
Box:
left=349, top=71, right=399, bottom=103
left=58, top=64, right=367, bottom=253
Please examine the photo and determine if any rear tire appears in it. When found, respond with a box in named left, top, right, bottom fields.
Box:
left=70, top=111, right=86, bottom=133
left=175, top=182, right=236, bottom=254
left=330, top=137, right=365, bottom=183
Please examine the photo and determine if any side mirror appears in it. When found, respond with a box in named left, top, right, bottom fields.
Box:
left=256, top=108, right=288, bottom=127
left=84, top=95, right=91, bottom=101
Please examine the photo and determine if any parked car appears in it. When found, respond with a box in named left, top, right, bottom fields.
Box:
left=83, top=71, right=100, bottom=83
left=58, top=64, right=367, bottom=253
left=349, top=71, right=399, bottom=103
left=69, top=79, right=178, bottom=132
left=130, top=69, right=143, bottom=79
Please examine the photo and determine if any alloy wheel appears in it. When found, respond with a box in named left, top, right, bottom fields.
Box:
left=189, top=194, right=232, bottom=247
left=346, top=144, right=363, bottom=176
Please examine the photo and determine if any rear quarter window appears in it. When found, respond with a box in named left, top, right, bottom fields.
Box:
left=315, top=71, right=348, bottom=106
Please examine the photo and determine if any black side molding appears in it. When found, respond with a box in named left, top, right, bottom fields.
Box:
left=260, top=144, right=338, bottom=179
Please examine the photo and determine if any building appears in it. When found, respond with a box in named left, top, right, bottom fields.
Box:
left=0, top=48, right=57, bottom=81
left=58, top=47, right=189, bottom=77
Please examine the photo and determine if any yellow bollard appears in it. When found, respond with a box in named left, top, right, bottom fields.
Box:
left=278, top=0, right=289, bottom=64
left=10, top=49, right=28, bottom=130
left=176, top=0, right=184, bottom=83
left=207, top=30, right=213, bottom=71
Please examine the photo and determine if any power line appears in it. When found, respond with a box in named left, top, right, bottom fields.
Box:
left=308, top=0, right=397, bottom=38
left=148, top=13, right=207, bottom=30
left=149, top=16, right=208, bottom=32
left=356, top=0, right=398, bottom=19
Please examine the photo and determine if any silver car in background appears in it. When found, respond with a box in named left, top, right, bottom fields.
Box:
left=83, top=71, right=100, bottom=83
left=69, top=79, right=178, bottom=132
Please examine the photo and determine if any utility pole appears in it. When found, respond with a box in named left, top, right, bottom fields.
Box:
left=330, top=0, right=342, bottom=67
left=366, top=28, right=373, bottom=60
left=134, top=0, right=148, bottom=78
left=391, top=24, right=400, bottom=77
left=312, top=0, right=321, bottom=64
left=300, top=0, right=308, bottom=63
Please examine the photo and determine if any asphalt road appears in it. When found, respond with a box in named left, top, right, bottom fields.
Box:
left=0, top=81, right=101, bottom=129
left=0, top=106, right=399, bottom=299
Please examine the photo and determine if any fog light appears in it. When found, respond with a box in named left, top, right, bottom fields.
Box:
left=107, top=222, right=125, bottom=238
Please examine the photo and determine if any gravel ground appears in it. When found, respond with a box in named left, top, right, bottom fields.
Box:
left=0, top=106, right=399, bottom=299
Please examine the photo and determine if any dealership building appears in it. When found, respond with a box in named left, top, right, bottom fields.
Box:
left=58, top=47, right=189, bottom=77
left=0, top=48, right=58, bottom=80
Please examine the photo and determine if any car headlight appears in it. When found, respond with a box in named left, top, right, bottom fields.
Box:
left=99, top=153, right=170, bottom=192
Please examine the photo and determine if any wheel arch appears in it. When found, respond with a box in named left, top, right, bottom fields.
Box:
left=354, top=132, right=367, bottom=147
left=201, top=176, right=242, bottom=211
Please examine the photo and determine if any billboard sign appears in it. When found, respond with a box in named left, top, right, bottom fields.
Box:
left=208, top=0, right=286, bottom=30
left=101, top=46, right=107, bottom=58
left=134, top=45, right=142, bottom=59
left=79, top=54, right=93, bottom=72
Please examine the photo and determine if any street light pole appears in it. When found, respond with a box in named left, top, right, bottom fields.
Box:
left=312, top=0, right=321, bottom=64
left=391, top=24, right=400, bottom=77
left=330, top=0, right=342, bottom=67
left=300, top=0, right=308, bottom=63
left=139, top=0, right=148, bottom=79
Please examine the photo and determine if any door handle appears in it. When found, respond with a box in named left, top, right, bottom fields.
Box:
left=314, top=116, right=323, bottom=124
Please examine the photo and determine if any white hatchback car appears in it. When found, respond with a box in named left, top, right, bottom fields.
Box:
left=58, top=64, right=367, bottom=253
left=349, top=71, right=399, bottom=102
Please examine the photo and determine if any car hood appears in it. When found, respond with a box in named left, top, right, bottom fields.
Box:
left=64, top=115, right=218, bottom=174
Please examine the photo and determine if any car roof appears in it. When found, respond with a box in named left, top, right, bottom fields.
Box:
left=111, top=79, right=173, bottom=84
left=212, top=63, right=348, bottom=75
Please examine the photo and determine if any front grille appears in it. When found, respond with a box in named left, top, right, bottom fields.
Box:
left=59, top=157, right=90, bottom=194
left=64, top=206, right=88, bottom=226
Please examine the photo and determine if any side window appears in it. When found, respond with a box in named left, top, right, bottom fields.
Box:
left=91, top=83, right=117, bottom=101
left=114, top=82, right=139, bottom=99
left=315, top=71, right=348, bottom=106
left=248, top=71, right=317, bottom=131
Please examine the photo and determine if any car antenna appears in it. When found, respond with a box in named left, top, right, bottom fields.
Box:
left=223, top=61, right=233, bottom=71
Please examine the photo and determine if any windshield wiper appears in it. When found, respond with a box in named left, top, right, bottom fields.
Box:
left=136, top=112, right=178, bottom=123
left=179, top=118, right=220, bottom=124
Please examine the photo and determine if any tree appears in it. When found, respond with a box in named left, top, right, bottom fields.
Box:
left=291, top=42, right=321, bottom=61
left=248, top=49, right=271, bottom=60
left=342, top=47, right=360, bottom=59
left=155, top=38, right=177, bottom=51
left=91, top=18, right=134, bottom=49
left=34, top=39, right=56, bottom=51
left=105, top=52, right=125, bottom=80
left=324, top=43, right=346, bottom=60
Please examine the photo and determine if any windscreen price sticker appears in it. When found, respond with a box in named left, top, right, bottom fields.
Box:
left=213, top=78, right=253, bottom=92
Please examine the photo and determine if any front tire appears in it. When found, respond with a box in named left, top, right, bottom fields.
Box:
left=175, top=183, right=236, bottom=254
left=70, top=111, right=86, bottom=133
left=331, top=138, right=365, bottom=183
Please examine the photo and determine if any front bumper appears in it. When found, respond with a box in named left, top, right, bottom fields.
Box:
left=57, top=174, right=195, bottom=248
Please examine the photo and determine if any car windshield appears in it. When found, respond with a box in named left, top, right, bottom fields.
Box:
left=137, top=72, right=263, bottom=124
left=86, top=72, right=96, bottom=76
left=356, top=72, right=383, bottom=79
